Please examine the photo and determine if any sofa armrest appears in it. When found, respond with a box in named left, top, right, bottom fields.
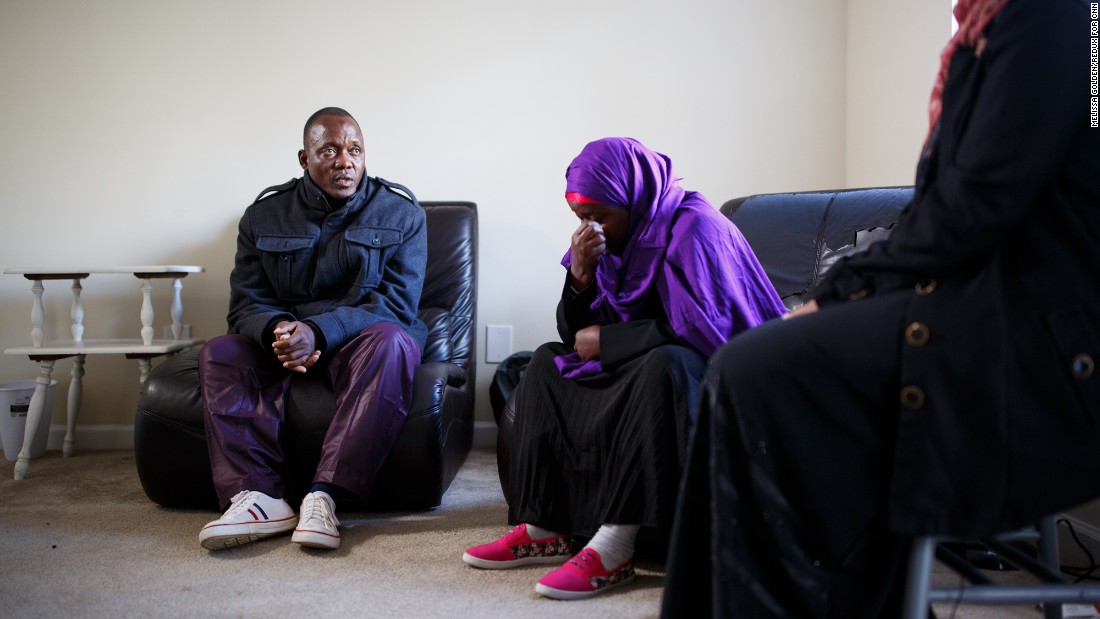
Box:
left=371, top=360, right=472, bottom=508
left=409, top=361, right=467, bottom=414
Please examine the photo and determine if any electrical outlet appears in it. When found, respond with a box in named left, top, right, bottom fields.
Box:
left=486, top=325, right=513, bottom=363
left=163, top=324, right=192, bottom=339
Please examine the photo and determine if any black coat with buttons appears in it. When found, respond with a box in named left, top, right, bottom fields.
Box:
left=813, top=0, right=1100, bottom=536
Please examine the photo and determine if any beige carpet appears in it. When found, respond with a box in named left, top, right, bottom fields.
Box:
left=0, top=447, right=1077, bottom=618
left=0, top=448, right=665, bottom=619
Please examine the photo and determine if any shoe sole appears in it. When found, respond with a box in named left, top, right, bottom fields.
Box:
left=292, top=528, right=340, bottom=550
left=199, top=518, right=297, bottom=550
left=462, top=552, right=570, bottom=570
left=535, top=573, right=637, bottom=600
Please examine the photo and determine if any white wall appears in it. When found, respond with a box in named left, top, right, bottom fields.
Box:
left=0, top=0, right=940, bottom=437
left=846, top=0, right=949, bottom=187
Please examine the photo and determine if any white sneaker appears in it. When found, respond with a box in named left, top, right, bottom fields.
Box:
left=198, top=490, right=298, bottom=550
left=292, top=491, right=341, bottom=550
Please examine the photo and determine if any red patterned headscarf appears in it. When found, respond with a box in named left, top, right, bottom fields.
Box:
left=927, top=0, right=1010, bottom=145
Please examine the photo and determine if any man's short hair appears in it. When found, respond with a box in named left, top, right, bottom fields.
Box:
left=303, top=107, right=357, bottom=144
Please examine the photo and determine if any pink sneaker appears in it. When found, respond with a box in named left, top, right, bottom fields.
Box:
left=463, top=524, right=573, bottom=569
left=535, top=547, right=636, bottom=600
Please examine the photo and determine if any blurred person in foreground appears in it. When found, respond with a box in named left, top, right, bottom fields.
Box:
left=661, top=1, right=1100, bottom=616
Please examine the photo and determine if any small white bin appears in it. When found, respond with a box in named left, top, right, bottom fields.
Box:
left=0, top=380, right=57, bottom=461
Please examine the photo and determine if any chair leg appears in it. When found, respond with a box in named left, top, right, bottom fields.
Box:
left=1037, top=516, right=1062, bottom=619
left=902, top=536, right=938, bottom=619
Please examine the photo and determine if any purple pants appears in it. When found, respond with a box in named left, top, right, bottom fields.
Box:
left=199, top=322, right=420, bottom=508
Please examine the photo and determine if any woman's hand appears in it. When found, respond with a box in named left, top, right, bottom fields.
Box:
left=569, top=220, right=606, bottom=291
left=574, top=324, right=602, bottom=361
left=272, top=321, right=321, bottom=373
left=782, top=300, right=819, bottom=320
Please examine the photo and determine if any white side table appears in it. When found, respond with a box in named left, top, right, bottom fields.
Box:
left=3, top=266, right=206, bottom=480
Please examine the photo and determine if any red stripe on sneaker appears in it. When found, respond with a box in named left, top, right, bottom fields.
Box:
left=248, top=508, right=259, bottom=520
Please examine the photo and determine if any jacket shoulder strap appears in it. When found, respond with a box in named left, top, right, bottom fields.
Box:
left=252, top=178, right=299, bottom=204
left=376, top=177, right=419, bottom=205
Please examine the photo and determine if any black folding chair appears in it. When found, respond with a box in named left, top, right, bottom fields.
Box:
left=902, top=515, right=1100, bottom=619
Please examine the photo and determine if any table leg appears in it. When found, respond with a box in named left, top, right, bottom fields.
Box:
left=14, top=360, right=56, bottom=480
left=137, top=358, right=152, bottom=384
left=126, top=352, right=164, bottom=387
left=140, top=277, right=154, bottom=345
left=63, top=355, right=85, bottom=458
left=171, top=277, right=183, bottom=339
left=30, top=279, right=44, bottom=348
left=70, top=278, right=84, bottom=342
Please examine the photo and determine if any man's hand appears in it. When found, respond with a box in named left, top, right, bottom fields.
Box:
left=272, top=321, right=321, bottom=373
left=569, top=220, right=606, bottom=291
left=782, top=299, right=819, bottom=320
left=574, top=324, right=602, bottom=361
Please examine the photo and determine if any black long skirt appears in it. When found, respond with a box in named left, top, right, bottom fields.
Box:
left=507, top=341, right=707, bottom=551
left=662, top=291, right=913, bottom=619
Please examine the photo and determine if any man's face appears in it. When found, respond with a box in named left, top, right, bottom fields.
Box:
left=298, top=115, right=366, bottom=202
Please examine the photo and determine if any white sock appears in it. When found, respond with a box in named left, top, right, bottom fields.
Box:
left=523, top=523, right=560, bottom=541
left=585, top=524, right=640, bottom=570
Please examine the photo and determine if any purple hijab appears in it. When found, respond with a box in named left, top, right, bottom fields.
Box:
left=555, top=137, right=786, bottom=378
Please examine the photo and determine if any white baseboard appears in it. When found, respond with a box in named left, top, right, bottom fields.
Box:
left=3, top=422, right=498, bottom=459
left=47, top=424, right=134, bottom=451
left=1, top=424, right=134, bottom=459
left=473, top=421, right=497, bottom=449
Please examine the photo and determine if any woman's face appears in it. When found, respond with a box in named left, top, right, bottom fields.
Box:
left=568, top=200, right=630, bottom=250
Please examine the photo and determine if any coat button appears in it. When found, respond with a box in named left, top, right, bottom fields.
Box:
left=900, top=385, right=926, bottom=410
left=373, top=237, right=381, bottom=245
left=915, top=279, right=937, bottom=295
left=905, top=322, right=930, bottom=347
left=1072, top=354, right=1095, bottom=379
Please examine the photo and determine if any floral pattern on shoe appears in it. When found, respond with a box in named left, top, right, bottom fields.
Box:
left=511, top=534, right=573, bottom=560
left=463, top=524, right=575, bottom=569
left=535, top=547, right=637, bottom=600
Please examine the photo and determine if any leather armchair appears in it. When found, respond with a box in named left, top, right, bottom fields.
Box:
left=134, top=201, right=478, bottom=511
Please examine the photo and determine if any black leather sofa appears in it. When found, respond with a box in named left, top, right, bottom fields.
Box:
left=496, top=186, right=914, bottom=499
left=133, top=200, right=478, bottom=511
left=720, top=186, right=912, bottom=309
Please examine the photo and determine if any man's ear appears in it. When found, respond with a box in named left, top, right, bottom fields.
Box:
left=298, top=149, right=307, bottom=169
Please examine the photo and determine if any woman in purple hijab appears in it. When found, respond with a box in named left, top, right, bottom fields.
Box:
left=462, top=138, right=785, bottom=600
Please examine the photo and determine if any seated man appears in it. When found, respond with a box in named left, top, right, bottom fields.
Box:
left=662, top=0, right=1100, bottom=616
left=197, top=107, right=427, bottom=551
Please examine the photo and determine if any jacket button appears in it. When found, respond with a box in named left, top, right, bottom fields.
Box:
left=900, top=385, right=925, bottom=410
left=373, top=237, right=381, bottom=245
left=1072, top=354, right=1095, bottom=379
left=905, top=322, right=930, bottom=347
left=848, top=289, right=869, bottom=301
left=915, top=279, right=937, bottom=295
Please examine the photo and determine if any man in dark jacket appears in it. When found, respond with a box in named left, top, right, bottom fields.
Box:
left=662, top=0, right=1100, bottom=616
left=197, top=107, right=427, bottom=551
